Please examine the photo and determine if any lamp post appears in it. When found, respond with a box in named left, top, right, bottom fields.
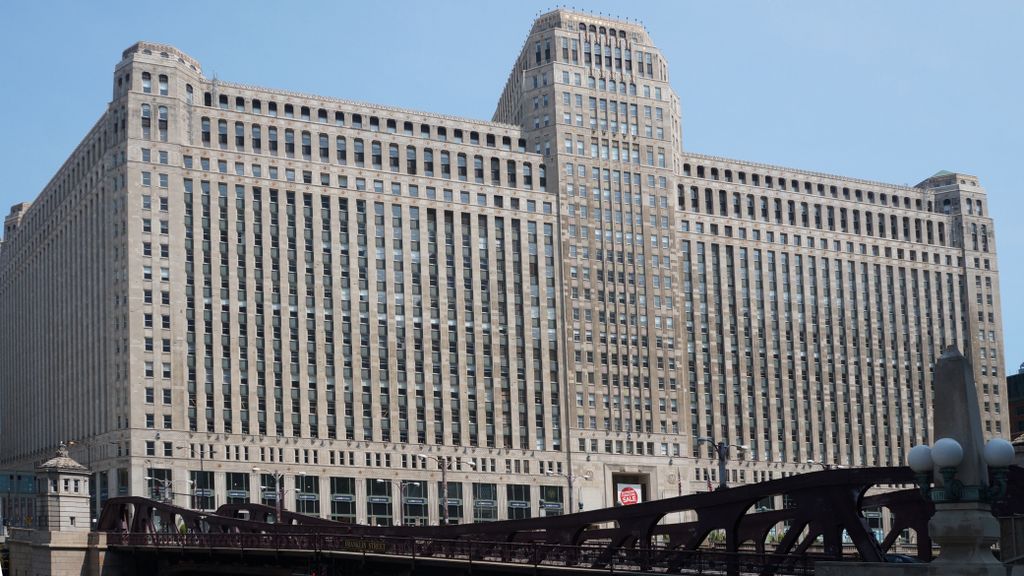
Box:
left=697, top=436, right=748, bottom=490
left=252, top=467, right=285, bottom=522
left=66, top=439, right=96, bottom=524
left=144, top=475, right=173, bottom=504
left=376, top=479, right=420, bottom=526
left=417, top=454, right=475, bottom=525
left=545, top=470, right=591, bottom=512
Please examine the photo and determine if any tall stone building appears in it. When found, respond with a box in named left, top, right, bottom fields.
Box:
left=0, top=9, right=1007, bottom=524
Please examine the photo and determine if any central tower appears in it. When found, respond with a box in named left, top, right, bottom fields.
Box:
left=495, top=10, right=688, bottom=472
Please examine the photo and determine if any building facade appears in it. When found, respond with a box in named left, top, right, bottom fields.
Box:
left=0, top=9, right=1007, bottom=525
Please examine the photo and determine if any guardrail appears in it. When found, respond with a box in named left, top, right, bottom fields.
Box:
left=109, top=531, right=816, bottom=575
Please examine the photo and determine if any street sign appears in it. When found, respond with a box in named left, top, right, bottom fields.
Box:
left=368, top=496, right=391, bottom=504
left=541, top=501, right=563, bottom=510
left=226, top=490, right=248, bottom=499
left=508, top=500, right=530, bottom=508
left=403, top=497, right=427, bottom=505
left=331, top=494, right=354, bottom=502
left=296, top=493, right=318, bottom=501
left=194, top=488, right=214, bottom=497
left=262, top=491, right=278, bottom=500
left=444, top=498, right=462, bottom=506
left=474, top=499, right=496, bottom=508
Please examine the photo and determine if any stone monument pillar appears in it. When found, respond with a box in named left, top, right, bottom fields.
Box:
left=926, top=348, right=1003, bottom=574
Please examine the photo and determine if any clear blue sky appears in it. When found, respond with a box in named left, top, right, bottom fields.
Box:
left=2, top=1, right=1022, bottom=373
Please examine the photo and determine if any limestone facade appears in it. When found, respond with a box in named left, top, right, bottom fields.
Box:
left=0, top=10, right=1007, bottom=525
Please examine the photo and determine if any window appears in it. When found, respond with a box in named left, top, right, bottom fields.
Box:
left=141, top=104, right=151, bottom=139
left=158, top=74, right=168, bottom=96
left=157, top=105, right=168, bottom=141
left=141, top=72, right=151, bottom=93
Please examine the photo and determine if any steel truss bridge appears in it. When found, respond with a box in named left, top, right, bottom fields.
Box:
left=97, top=465, right=1023, bottom=576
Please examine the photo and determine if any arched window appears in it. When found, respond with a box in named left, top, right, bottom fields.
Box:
left=423, top=148, right=433, bottom=176
left=301, top=131, right=312, bottom=160
left=251, top=125, right=262, bottom=152
left=523, top=162, right=533, bottom=189
left=284, top=129, right=295, bottom=156
left=157, top=106, right=168, bottom=142
left=268, top=126, right=278, bottom=154
left=354, top=139, right=365, bottom=166
left=371, top=141, right=382, bottom=169
left=981, top=225, right=989, bottom=251
left=158, top=74, right=168, bottom=96
left=235, top=122, right=244, bottom=150
left=142, top=72, right=152, bottom=94
left=185, top=84, right=193, bottom=105
left=319, top=133, right=329, bottom=162
left=406, top=146, right=417, bottom=174
left=473, top=155, right=483, bottom=183
left=440, top=150, right=450, bottom=178
left=200, top=116, right=210, bottom=146
left=336, top=136, right=347, bottom=165
left=539, top=164, right=546, bottom=191
left=389, top=144, right=400, bottom=172
left=942, top=198, right=951, bottom=214
left=141, top=104, right=151, bottom=139
left=456, top=153, right=467, bottom=181
left=218, top=119, right=228, bottom=148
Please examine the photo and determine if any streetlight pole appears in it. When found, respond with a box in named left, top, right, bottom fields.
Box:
left=697, top=436, right=748, bottom=490
left=144, top=475, right=173, bottom=504
left=546, top=470, right=590, bottom=512
left=377, top=480, right=419, bottom=526
left=252, top=467, right=285, bottom=522
left=418, top=454, right=451, bottom=525
left=67, top=439, right=95, bottom=523
left=417, top=454, right=476, bottom=525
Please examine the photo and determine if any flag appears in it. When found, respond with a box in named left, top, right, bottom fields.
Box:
left=706, top=478, right=714, bottom=492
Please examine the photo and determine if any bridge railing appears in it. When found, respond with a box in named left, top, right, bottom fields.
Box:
left=109, top=531, right=815, bottom=574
